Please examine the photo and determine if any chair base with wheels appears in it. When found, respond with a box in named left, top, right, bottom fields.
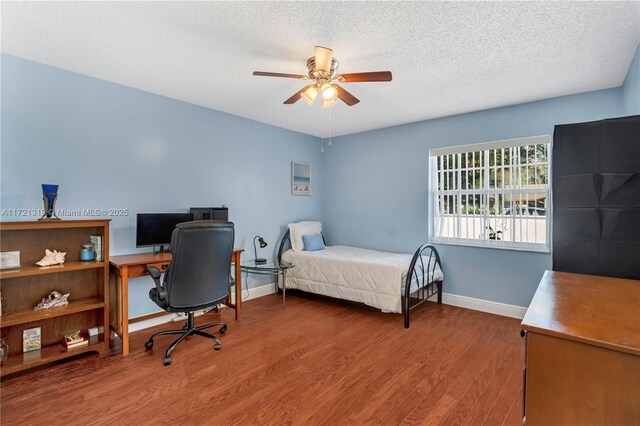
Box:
left=145, top=311, right=228, bottom=366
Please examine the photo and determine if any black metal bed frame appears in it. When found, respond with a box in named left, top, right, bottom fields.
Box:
left=277, top=230, right=443, bottom=328
left=403, top=243, right=443, bottom=328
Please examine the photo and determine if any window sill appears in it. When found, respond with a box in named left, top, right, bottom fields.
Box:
left=429, top=238, right=551, bottom=254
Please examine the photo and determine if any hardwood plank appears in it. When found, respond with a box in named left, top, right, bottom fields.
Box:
left=422, top=394, right=459, bottom=426
left=140, top=300, right=357, bottom=422
left=482, top=357, right=524, bottom=425
left=407, top=314, right=514, bottom=425
left=300, top=318, right=448, bottom=424
left=222, top=316, right=384, bottom=424
left=346, top=312, right=472, bottom=424
left=440, top=344, right=519, bottom=425
left=0, top=293, right=524, bottom=425
left=503, top=386, right=524, bottom=426
left=395, top=312, right=514, bottom=425
left=461, top=347, right=521, bottom=425
left=246, top=306, right=399, bottom=424
left=442, top=316, right=515, bottom=403
left=218, top=302, right=393, bottom=423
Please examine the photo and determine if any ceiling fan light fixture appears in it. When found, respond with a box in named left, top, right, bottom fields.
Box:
left=253, top=46, right=390, bottom=107
left=314, top=46, right=333, bottom=73
left=301, top=86, right=318, bottom=105
left=320, top=83, right=337, bottom=101
left=322, top=98, right=337, bottom=108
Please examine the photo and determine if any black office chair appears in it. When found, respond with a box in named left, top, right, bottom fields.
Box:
left=145, top=220, right=234, bottom=366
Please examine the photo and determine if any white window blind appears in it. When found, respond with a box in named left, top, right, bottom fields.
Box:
left=429, top=135, right=551, bottom=252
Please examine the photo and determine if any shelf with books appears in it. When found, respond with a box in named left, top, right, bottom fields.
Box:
left=0, top=336, right=105, bottom=377
left=90, top=235, right=104, bottom=262
left=0, top=297, right=105, bottom=328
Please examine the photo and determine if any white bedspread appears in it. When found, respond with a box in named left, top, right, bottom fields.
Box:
left=281, top=245, right=443, bottom=313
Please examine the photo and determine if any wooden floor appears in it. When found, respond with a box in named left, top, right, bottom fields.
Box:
left=1, top=292, right=525, bottom=425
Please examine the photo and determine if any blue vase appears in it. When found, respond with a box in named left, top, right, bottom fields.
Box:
left=39, top=184, right=61, bottom=221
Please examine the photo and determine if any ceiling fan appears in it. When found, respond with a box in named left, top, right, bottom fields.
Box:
left=253, top=46, right=392, bottom=108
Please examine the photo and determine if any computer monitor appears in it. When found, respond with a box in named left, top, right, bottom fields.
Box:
left=136, top=213, right=194, bottom=250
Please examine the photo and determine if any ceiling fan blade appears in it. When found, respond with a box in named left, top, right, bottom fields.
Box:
left=335, top=85, right=360, bottom=106
left=284, top=85, right=314, bottom=104
left=314, top=46, right=333, bottom=73
left=253, top=71, right=307, bottom=79
left=338, top=71, right=392, bottom=83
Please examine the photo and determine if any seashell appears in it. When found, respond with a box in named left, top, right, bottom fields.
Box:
left=33, top=290, right=71, bottom=311
left=35, top=249, right=66, bottom=267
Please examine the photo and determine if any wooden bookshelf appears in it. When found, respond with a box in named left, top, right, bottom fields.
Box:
left=0, top=297, right=105, bottom=328
left=0, top=336, right=105, bottom=377
left=0, top=220, right=110, bottom=377
left=0, top=261, right=106, bottom=279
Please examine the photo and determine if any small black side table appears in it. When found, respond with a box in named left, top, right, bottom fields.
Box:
left=240, top=260, right=294, bottom=309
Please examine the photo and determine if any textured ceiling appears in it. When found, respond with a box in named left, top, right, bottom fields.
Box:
left=2, top=1, right=639, bottom=137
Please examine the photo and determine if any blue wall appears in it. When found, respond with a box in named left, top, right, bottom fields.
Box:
left=321, top=88, right=624, bottom=307
left=623, top=43, right=640, bottom=115
left=0, top=54, right=323, bottom=317
left=2, top=50, right=638, bottom=315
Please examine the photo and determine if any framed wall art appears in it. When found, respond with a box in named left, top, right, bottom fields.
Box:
left=291, top=162, right=311, bottom=196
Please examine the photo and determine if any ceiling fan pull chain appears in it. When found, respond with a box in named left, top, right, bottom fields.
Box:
left=328, top=108, right=332, bottom=146
left=321, top=107, right=325, bottom=153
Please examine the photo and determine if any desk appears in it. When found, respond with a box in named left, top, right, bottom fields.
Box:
left=109, top=249, right=243, bottom=356
left=521, top=270, right=640, bottom=425
left=241, top=260, right=294, bottom=308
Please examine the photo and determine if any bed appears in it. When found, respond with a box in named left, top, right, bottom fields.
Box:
left=277, top=228, right=444, bottom=328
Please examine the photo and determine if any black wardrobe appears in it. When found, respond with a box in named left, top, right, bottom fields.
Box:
left=552, top=115, right=640, bottom=280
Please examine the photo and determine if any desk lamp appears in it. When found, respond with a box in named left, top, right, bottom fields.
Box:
left=253, top=236, right=267, bottom=264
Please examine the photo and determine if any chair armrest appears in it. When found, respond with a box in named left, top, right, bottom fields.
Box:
left=147, top=266, right=168, bottom=300
left=147, top=266, right=162, bottom=280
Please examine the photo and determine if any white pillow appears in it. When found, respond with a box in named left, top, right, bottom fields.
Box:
left=288, top=221, right=322, bottom=251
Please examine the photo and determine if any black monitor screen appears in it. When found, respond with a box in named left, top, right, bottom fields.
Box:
left=136, top=213, right=194, bottom=248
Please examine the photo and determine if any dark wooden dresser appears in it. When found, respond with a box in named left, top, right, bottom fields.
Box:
left=521, top=270, right=640, bottom=425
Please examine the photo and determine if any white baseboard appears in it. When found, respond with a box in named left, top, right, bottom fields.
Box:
left=438, top=292, right=527, bottom=319
left=129, top=313, right=181, bottom=333
left=233, top=281, right=276, bottom=301
left=128, top=282, right=277, bottom=333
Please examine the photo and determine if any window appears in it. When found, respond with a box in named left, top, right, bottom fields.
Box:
left=429, top=135, right=551, bottom=252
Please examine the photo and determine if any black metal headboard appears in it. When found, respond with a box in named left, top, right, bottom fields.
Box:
left=276, top=230, right=291, bottom=264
